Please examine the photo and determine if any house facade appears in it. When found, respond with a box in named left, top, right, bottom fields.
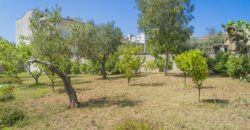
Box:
left=16, top=9, right=77, bottom=46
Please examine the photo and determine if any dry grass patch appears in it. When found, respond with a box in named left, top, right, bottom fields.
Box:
left=0, top=72, right=249, bottom=129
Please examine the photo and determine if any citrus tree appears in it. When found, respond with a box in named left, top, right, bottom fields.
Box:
left=176, top=50, right=208, bottom=102
left=117, top=45, right=144, bottom=85
left=0, top=40, right=30, bottom=77
left=175, top=52, right=189, bottom=86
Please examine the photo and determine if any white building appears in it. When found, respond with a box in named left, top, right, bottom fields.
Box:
left=16, top=10, right=34, bottom=45
left=124, top=33, right=146, bottom=44
left=124, top=33, right=147, bottom=53
left=16, top=10, right=79, bottom=72
left=16, top=9, right=77, bottom=46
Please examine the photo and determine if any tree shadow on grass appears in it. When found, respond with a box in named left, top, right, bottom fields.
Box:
left=19, top=83, right=48, bottom=90
left=202, top=98, right=229, bottom=105
left=57, top=87, right=92, bottom=94
left=80, top=96, right=142, bottom=108
left=71, top=80, right=92, bottom=85
left=96, top=75, right=125, bottom=80
left=134, top=74, right=148, bottom=78
left=130, top=83, right=165, bottom=87
left=27, top=83, right=48, bottom=88
left=53, top=80, right=92, bottom=87
left=200, top=86, right=216, bottom=89
left=68, top=74, right=84, bottom=78
left=97, top=74, right=148, bottom=81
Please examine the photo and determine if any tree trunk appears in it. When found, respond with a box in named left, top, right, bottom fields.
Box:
left=164, top=51, right=169, bottom=76
left=101, top=62, right=107, bottom=79
left=128, top=78, right=130, bottom=86
left=51, top=79, right=55, bottom=92
left=25, top=63, right=42, bottom=85
left=184, top=72, right=187, bottom=87
left=198, top=85, right=201, bottom=102
left=35, top=78, right=39, bottom=84
left=62, top=76, right=79, bottom=108
left=31, top=60, right=80, bottom=108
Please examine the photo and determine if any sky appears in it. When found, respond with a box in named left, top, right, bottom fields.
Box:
left=0, top=0, right=250, bottom=43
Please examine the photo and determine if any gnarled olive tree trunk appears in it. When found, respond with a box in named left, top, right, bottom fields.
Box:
left=31, top=60, right=80, bottom=108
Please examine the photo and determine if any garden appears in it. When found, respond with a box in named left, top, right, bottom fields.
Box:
left=0, top=0, right=250, bottom=129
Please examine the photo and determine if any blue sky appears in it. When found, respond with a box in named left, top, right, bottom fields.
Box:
left=0, top=0, right=250, bottom=42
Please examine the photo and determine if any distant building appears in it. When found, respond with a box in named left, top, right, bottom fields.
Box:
left=16, top=10, right=33, bottom=45
left=16, top=10, right=79, bottom=72
left=16, top=9, right=77, bottom=46
left=123, top=33, right=147, bottom=53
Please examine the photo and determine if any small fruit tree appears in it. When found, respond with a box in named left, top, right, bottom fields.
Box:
left=117, top=45, right=144, bottom=85
left=176, top=50, right=208, bottom=102
left=175, top=51, right=189, bottom=86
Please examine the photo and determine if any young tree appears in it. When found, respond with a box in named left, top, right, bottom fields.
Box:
left=16, top=41, right=43, bottom=84
left=180, top=50, right=208, bottom=102
left=0, top=40, right=18, bottom=76
left=69, top=21, right=123, bottom=79
left=0, top=40, right=29, bottom=77
left=117, top=45, right=144, bottom=85
left=136, top=0, right=194, bottom=76
left=175, top=52, right=189, bottom=86
left=25, top=63, right=42, bottom=84
left=29, top=7, right=80, bottom=108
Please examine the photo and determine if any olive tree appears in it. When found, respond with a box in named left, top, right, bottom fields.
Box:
left=136, top=0, right=194, bottom=76
left=29, top=7, right=80, bottom=108
left=69, top=21, right=122, bottom=79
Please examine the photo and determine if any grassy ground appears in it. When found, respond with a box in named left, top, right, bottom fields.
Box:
left=0, top=72, right=250, bottom=130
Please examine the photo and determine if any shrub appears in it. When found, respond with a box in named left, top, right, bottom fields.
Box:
left=115, top=119, right=162, bottom=130
left=0, top=85, right=14, bottom=102
left=0, top=76, right=22, bottom=84
left=144, top=60, right=158, bottom=71
left=71, top=63, right=81, bottom=74
left=79, top=63, right=88, bottom=73
left=86, top=61, right=100, bottom=74
left=226, top=55, right=250, bottom=78
left=208, top=52, right=229, bottom=74
left=106, top=53, right=122, bottom=74
left=0, top=107, right=26, bottom=128
left=79, top=62, right=100, bottom=74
